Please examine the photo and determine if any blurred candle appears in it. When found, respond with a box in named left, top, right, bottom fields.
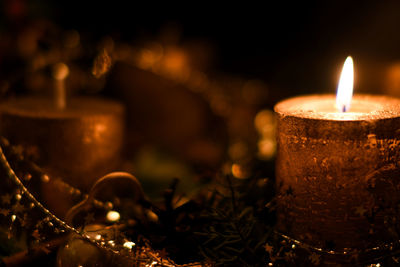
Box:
left=275, top=57, right=400, bottom=252
left=0, top=63, right=124, bottom=216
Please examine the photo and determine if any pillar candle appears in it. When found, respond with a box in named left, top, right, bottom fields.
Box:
left=0, top=96, right=124, bottom=216
left=275, top=93, right=400, bottom=250
left=275, top=56, right=400, bottom=254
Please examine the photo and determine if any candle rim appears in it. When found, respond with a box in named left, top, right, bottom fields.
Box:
left=0, top=96, right=124, bottom=118
left=274, top=94, right=400, bottom=121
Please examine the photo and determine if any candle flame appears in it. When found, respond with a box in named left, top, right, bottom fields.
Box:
left=336, top=56, right=354, bottom=112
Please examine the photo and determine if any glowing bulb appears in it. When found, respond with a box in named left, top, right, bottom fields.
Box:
left=123, top=241, right=136, bottom=249
left=106, top=210, right=120, bottom=222
left=336, top=56, right=354, bottom=112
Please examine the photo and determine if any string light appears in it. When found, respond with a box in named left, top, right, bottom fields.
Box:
left=0, top=140, right=205, bottom=267
left=0, top=138, right=394, bottom=265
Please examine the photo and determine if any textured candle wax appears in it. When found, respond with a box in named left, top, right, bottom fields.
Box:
left=275, top=94, right=400, bottom=251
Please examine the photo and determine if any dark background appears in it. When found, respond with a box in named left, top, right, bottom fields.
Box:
left=3, top=1, right=400, bottom=167
left=3, top=1, right=399, bottom=96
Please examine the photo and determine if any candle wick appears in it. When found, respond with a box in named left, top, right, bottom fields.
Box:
left=342, top=105, right=347, bottom=112
left=52, top=63, right=69, bottom=110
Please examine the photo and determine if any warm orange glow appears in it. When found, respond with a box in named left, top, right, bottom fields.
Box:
left=231, top=163, right=248, bottom=179
left=336, top=56, right=354, bottom=112
left=123, top=241, right=136, bottom=249
left=106, top=210, right=120, bottom=222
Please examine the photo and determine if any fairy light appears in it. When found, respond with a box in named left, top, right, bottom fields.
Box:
left=0, top=138, right=205, bottom=266
left=106, top=210, right=120, bottom=222
left=123, top=241, right=135, bottom=249
left=0, top=144, right=130, bottom=259
left=0, top=140, right=114, bottom=212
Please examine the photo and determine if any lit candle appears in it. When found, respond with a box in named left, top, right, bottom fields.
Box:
left=275, top=57, right=400, bottom=252
left=0, top=63, right=125, bottom=216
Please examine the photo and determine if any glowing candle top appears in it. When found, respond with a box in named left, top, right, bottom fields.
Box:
left=274, top=57, right=400, bottom=121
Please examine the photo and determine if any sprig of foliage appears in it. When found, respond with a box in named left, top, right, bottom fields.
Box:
left=195, top=174, right=275, bottom=266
